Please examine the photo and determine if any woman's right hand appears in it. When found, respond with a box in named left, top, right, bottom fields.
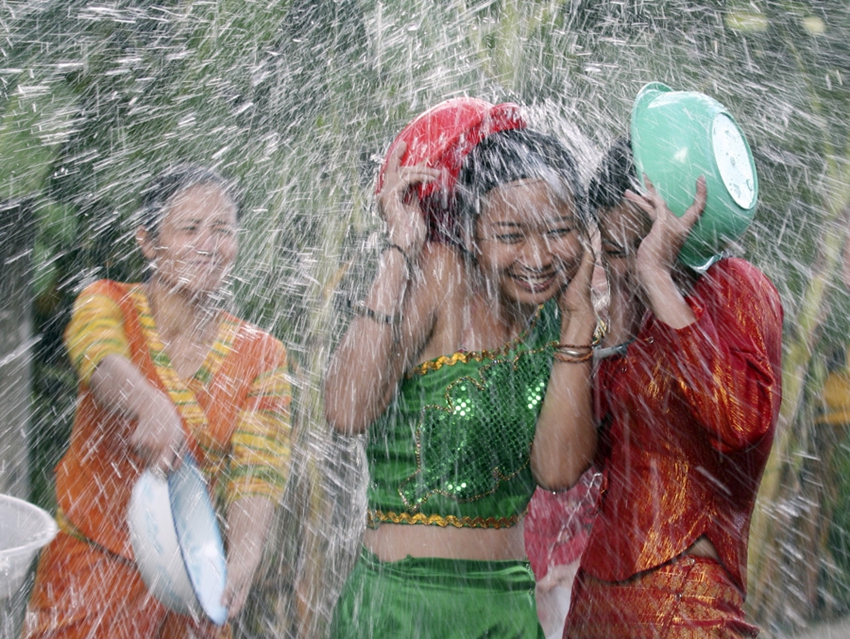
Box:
left=377, top=141, right=441, bottom=257
left=129, top=391, right=186, bottom=475
left=627, top=175, right=706, bottom=282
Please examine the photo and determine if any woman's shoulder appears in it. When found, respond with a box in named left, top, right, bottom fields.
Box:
left=71, top=280, right=139, bottom=316
left=700, top=257, right=780, bottom=304
left=418, top=241, right=465, bottom=279
left=695, top=257, right=783, bottom=329
left=415, top=242, right=468, bottom=307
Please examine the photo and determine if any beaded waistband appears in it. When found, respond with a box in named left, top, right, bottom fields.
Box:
left=367, top=509, right=521, bottom=530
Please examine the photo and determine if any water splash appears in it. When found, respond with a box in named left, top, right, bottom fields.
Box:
left=0, top=2, right=849, bottom=638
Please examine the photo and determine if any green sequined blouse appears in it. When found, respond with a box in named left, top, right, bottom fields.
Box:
left=366, top=302, right=559, bottom=529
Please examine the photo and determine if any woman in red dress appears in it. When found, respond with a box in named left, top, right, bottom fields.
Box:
left=564, top=140, right=783, bottom=638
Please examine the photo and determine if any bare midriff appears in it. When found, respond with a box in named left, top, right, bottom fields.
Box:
left=364, top=520, right=527, bottom=562
left=683, top=535, right=721, bottom=561
left=364, top=523, right=719, bottom=565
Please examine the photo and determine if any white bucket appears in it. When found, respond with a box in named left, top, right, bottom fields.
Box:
left=0, top=495, right=57, bottom=600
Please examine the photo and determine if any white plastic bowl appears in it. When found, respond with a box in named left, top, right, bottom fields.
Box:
left=0, top=494, right=58, bottom=600
left=127, top=455, right=228, bottom=625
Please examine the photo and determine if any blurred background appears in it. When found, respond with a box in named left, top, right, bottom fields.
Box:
left=1, top=1, right=850, bottom=637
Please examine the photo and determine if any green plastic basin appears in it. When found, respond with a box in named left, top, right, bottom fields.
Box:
left=630, top=82, right=758, bottom=269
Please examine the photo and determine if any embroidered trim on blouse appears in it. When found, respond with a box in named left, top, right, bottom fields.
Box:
left=406, top=304, right=545, bottom=378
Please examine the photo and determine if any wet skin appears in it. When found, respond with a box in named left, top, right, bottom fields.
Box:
left=326, top=140, right=597, bottom=561
left=139, top=183, right=239, bottom=298
left=474, top=178, right=583, bottom=313
left=365, top=179, right=590, bottom=563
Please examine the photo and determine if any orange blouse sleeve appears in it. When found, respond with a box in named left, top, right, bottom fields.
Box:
left=226, top=341, right=293, bottom=505
left=63, top=281, right=132, bottom=385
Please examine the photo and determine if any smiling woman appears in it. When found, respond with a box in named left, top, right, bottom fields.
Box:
left=474, top=178, right=582, bottom=306
left=323, top=99, right=598, bottom=638
left=21, top=165, right=292, bottom=639
left=137, top=182, right=239, bottom=299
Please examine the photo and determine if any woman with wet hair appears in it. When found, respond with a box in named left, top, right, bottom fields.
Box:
left=324, top=98, right=598, bottom=638
left=23, top=165, right=292, bottom=639
left=563, top=140, right=782, bottom=637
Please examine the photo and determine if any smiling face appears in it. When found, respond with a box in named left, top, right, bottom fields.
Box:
left=474, top=178, right=582, bottom=307
left=138, top=182, right=238, bottom=296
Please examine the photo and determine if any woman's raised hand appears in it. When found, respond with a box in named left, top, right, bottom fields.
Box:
left=377, top=141, right=441, bottom=257
left=624, top=175, right=705, bottom=329
left=626, top=175, right=707, bottom=280
left=557, top=240, right=597, bottom=332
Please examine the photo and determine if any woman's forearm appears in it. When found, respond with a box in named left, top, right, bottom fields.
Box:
left=324, top=248, right=413, bottom=433
left=89, top=354, right=164, bottom=419
left=640, top=267, right=696, bottom=329
left=531, top=316, right=597, bottom=491
left=223, top=495, right=276, bottom=617
left=90, top=354, right=185, bottom=470
left=532, top=361, right=595, bottom=491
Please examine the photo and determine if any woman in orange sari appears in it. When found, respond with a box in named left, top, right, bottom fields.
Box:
left=22, top=165, right=292, bottom=639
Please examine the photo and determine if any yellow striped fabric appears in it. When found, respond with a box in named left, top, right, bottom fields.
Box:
left=228, top=368, right=292, bottom=503
left=129, top=286, right=291, bottom=505
left=64, top=291, right=132, bottom=384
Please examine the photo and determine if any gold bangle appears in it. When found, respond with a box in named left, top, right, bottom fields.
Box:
left=553, top=350, right=593, bottom=363
left=555, top=346, right=593, bottom=358
left=349, top=299, right=401, bottom=326
left=552, top=341, right=593, bottom=351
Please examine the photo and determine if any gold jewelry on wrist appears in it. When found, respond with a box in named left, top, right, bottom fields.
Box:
left=348, top=299, right=402, bottom=326
left=552, top=341, right=594, bottom=352
left=555, top=346, right=593, bottom=358
left=552, top=349, right=593, bottom=363
left=593, top=320, right=607, bottom=346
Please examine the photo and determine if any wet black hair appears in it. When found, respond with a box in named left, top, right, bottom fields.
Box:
left=587, top=137, right=640, bottom=214
left=455, top=128, right=590, bottom=236
left=138, top=164, right=241, bottom=236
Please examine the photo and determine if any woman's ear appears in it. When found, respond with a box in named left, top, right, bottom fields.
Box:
left=136, top=226, right=157, bottom=261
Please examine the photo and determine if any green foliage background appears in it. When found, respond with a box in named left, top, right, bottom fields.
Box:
left=3, top=0, right=850, bottom=636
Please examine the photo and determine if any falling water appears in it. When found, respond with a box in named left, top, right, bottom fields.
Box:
left=1, top=1, right=850, bottom=638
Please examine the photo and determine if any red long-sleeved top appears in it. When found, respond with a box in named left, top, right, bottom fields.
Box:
left=581, top=258, right=783, bottom=594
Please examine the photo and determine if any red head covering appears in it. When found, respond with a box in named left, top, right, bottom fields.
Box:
left=376, top=97, right=526, bottom=243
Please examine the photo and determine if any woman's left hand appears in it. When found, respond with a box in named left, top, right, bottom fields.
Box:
left=626, top=175, right=706, bottom=281
left=557, top=240, right=596, bottom=330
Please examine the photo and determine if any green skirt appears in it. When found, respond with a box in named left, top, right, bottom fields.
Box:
left=329, top=548, right=544, bottom=639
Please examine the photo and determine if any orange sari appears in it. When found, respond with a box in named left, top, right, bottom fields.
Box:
left=23, top=280, right=291, bottom=639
